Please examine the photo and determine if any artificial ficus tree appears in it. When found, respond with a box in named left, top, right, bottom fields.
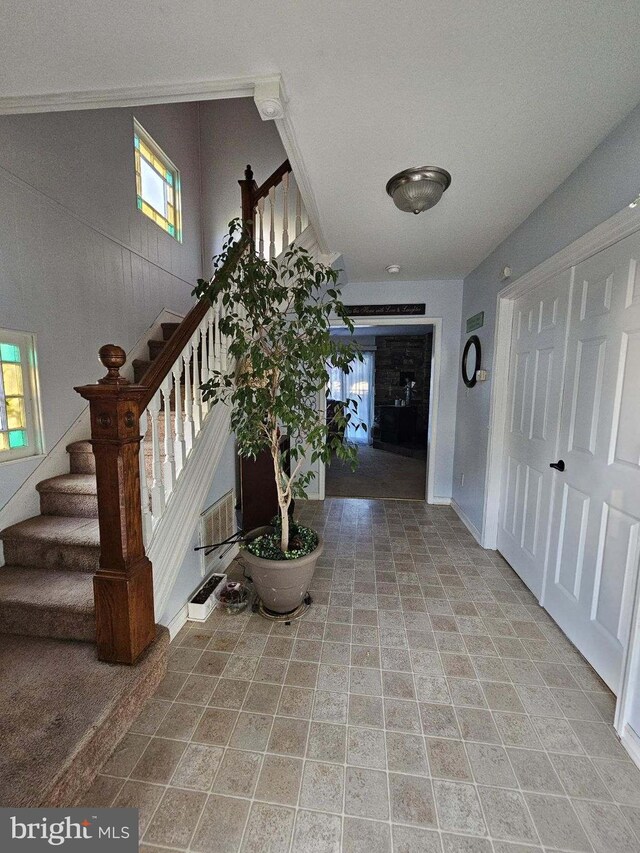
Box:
left=194, top=220, right=364, bottom=554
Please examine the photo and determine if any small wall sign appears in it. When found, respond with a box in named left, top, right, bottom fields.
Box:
left=466, top=311, right=484, bottom=333
left=345, top=303, right=426, bottom=317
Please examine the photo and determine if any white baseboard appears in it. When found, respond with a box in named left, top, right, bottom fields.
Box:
left=430, top=496, right=452, bottom=506
left=622, top=723, right=640, bottom=770
left=166, top=604, right=189, bottom=640
left=161, top=542, right=240, bottom=639
left=451, top=499, right=483, bottom=545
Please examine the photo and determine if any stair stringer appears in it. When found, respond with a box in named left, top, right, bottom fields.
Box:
left=289, top=223, right=341, bottom=268
left=148, top=399, right=232, bottom=619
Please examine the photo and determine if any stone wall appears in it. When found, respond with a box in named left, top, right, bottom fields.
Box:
left=374, top=334, right=433, bottom=438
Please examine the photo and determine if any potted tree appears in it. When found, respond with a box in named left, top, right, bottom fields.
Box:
left=194, top=220, right=363, bottom=616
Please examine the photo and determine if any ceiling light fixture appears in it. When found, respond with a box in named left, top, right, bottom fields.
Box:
left=386, top=166, right=451, bottom=215
left=386, top=264, right=401, bottom=274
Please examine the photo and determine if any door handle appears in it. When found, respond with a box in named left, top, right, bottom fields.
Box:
left=550, top=459, right=565, bottom=472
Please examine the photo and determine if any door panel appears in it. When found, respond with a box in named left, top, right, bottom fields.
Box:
left=544, top=230, right=640, bottom=692
left=497, top=273, right=571, bottom=598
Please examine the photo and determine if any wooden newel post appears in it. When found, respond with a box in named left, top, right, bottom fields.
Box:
left=75, top=344, right=156, bottom=664
left=239, top=164, right=258, bottom=247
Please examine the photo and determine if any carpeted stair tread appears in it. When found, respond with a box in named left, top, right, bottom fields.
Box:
left=162, top=321, right=180, bottom=340
left=66, top=440, right=92, bottom=454
left=0, top=514, right=100, bottom=547
left=0, top=566, right=95, bottom=642
left=0, top=628, right=169, bottom=807
left=133, top=358, right=151, bottom=383
left=148, top=338, right=167, bottom=360
left=66, top=440, right=95, bottom=474
left=0, top=565, right=94, bottom=612
left=36, top=473, right=97, bottom=495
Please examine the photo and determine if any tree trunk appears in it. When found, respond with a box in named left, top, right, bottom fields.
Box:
left=280, top=504, right=289, bottom=554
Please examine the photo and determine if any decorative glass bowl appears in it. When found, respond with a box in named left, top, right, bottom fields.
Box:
left=217, top=580, right=249, bottom=615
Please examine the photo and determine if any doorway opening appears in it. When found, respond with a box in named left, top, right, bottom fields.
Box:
left=325, top=324, right=434, bottom=500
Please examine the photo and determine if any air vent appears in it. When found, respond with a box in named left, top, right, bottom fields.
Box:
left=199, top=490, right=236, bottom=576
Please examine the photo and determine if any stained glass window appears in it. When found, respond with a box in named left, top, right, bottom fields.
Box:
left=134, top=120, right=182, bottom=242
left=0, top=330, right=42, bottom=461
left=0, top=340, right=28, bottom=452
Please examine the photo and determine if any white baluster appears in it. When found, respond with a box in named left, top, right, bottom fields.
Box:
left=295, top=185, right=302, bottom=238
left=172, top=360, right=185, bottom=476
left=161, top=374, right=175, bottom=495
left=213, top=300, right=221, bottom=374
left=191, top=331, right=202, bottom=435
left=269, top=185, right=276, bottom=259
left=148, top=392, right=165, bottom=519
left=200, top=321, right=209, bottom=417
left=282, top=171, right=289, bottom=251
left=139, top=409, right=153, bottom=544
left=221, top=307, right=229, bottom=374
left=257, top=197, right=265, bottom=259
left=182, top=342, right=194, bottom=455
left=208, top=308, right=215, bottom=382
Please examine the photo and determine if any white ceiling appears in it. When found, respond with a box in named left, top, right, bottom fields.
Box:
left=2, top=1, right=640, bottom=281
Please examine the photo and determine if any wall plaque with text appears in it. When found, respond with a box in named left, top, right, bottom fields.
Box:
left=466, top=311, right=484, bottom=333
left=345, top=303, right=426, bottom=317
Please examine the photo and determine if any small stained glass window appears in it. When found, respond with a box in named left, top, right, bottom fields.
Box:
left=134, top=119, right=182, bottom=242
left=0, top=330, right=43, bottom=461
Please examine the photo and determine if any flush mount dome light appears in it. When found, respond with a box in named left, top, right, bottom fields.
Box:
left=386, top=166, right=451, bottom=215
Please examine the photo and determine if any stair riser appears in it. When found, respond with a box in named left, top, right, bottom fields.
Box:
left=2, top=540, right=99, bottom=573
left=69, top=452, right=96, bottom=474
left=162, top=322, right=180, bottom=340
left=40, top=492, right=98, bottom=519
left=0, top=603, right=95, bottom=642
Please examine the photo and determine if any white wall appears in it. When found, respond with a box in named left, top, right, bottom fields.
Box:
left=159, top=433, right=237, bottom=627
left=0, top=103, right=203, bottom=507
left=452, top=100, right=640, bottom=537
left=198, top=98, right=289, bottom=273
left=339, top=279, right=463, bottom=502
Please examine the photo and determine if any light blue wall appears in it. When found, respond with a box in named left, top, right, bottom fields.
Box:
left=452, top=100, right=640, bottom=534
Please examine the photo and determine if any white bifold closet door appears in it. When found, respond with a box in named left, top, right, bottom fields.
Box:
left=544, top=231, right=640, bottom=693
left=496, top=271, right=571, bottom=599
left=498, top=229, right=640, bottom=693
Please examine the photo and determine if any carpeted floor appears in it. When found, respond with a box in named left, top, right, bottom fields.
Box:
left=325, top=444, right=426, bottom=500
left=0, top=629, right=168, bottom=807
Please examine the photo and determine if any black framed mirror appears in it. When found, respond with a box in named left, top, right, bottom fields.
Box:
left=461, top=335, right=481, bottom=388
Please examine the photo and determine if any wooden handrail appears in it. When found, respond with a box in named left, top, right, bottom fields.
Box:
left=253, top=159, right=291, bottom=204
left=73, top=161, right=284, bottom=665
left=137, top=237, right=248, bottom=407
left=239, top=159, right=292, bottom=249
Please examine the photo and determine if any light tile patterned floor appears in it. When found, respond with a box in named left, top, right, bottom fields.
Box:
left=83, top=500, right=640, bottom=852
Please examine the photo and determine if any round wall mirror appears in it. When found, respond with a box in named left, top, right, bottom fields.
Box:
left=461, top=335, right=481, bottom=388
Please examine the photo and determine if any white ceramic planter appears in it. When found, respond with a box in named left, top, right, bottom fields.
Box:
left=188, top=573, right=227, bottom=622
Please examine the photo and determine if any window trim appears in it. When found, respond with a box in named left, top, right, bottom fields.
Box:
left=0, top=328, right=44, bottom=464
left=133, top=118, right=183, bottom=243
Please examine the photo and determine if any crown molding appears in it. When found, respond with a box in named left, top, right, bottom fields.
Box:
left=271, top=81, right=330, bottom=255
left=0, top=70, right=334, bottom=265
left=0, top=75, right=272, bottom=115
left=254, top=77, right=286, bottom=121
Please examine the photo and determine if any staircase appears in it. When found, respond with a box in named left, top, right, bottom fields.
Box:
left=133, top=321, right=180, bottom=384
left=0, top=321, right=185, bottom=645
left=0, top=157, right=315, bottom=806
left=0, top=442, right=98, bottom=642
